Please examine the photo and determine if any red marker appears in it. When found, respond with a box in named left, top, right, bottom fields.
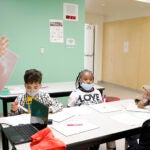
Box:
left=67, top=124, right=83, bottom=126
left=14, top=102, right=28, bottom=113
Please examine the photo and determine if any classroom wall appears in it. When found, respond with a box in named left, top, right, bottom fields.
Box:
left=0, top=0, right=85, bottom=85
left=102, top=16, right=150, bottom=90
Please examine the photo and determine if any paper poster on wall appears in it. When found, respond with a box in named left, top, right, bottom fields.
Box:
left=63, top=3, right=78, bottom=21
left=123, top=40, right=129, bottom=53
left=66, top=38, right=75, bottom=48
left=49, top=19, right=64, bottom=43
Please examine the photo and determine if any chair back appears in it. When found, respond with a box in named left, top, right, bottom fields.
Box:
left=139, top=119, right=150, bottom=150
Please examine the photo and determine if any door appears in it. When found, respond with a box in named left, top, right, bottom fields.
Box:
left=84, top=24, right=95, bottom=73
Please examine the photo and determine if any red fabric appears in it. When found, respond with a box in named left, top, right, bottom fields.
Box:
left=30, top=127, right=66, bottom=150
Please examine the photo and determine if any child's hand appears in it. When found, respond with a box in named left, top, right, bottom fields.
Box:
left=11, top=102, right=18, bottom=112
left=137, top=101, right=144, bottom=108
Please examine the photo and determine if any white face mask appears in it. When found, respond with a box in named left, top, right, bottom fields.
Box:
left=27, top=91, right=39, bottom=97
left=80, top=83, right=94, bottom=91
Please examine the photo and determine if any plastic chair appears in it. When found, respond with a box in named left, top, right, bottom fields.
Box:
left=106, top=96, right=120, bottom=102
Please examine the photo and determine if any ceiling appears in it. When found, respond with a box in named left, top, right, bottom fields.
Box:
left=85, top=0, right=150, bottom=21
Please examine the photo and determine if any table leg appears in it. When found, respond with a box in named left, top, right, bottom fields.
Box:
left=1, top=128, right=9, bottom=150
left=3, top=101, right=8, bottom=117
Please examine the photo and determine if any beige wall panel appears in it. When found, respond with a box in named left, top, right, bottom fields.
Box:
left=102, top=17, right=150, bottom=90
left=137, top=18, right=150, bottom=89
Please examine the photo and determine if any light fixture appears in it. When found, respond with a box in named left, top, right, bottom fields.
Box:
left=135, top=0, right=150, bottom=3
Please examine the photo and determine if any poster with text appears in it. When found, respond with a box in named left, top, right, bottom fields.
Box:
left=63, top=3, right=78, bottom=21
left=49, top=19, right=64, bottom=43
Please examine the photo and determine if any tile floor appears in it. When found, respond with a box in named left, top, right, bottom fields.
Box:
left=0, top=82, right=142, bottom=150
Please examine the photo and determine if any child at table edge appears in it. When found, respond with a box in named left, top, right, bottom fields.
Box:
left=135, top=85, right=150, bottom=108
left=10, top=69, right=63, bottom=115
left=67, top=69, right=116, bottom=150
left=126, top=85, right=150, bottom=150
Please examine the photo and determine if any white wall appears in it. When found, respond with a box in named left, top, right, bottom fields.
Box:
left=85, top=13, right=104, bottom=83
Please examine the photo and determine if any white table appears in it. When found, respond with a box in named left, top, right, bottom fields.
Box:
left=1, top=99, right=150, bottom=150
left=0, top=81, right=105, bottom=116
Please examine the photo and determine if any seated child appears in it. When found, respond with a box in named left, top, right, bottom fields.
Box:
left=67, top=69, right=116, bottom=150
left=10, top=69, right=63, bottom=115
left=136, top=85, right=150, bottom=108
left=126, top=85, right=150, bottom=150
left=67, top=69, right=102, bottom=107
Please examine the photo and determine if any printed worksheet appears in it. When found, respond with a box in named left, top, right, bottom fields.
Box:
left=0, top=114, right=30, bottom=126
left=90, top=103, right=121, bottom=113
left=110, top=112, right=144, bottom=126
left=51, top=119, right=99, bottom=136
left=126, top=103, right=150, bottom=113
left=48, top=111, right=74, bottom=122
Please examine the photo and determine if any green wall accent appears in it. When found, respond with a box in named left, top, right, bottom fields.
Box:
left=0, top=0, right=85, bottom=85
left=0, top=0, right=85, bottom=114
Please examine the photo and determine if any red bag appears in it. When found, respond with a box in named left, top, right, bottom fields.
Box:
left=30, top=127, right=66, bottom=150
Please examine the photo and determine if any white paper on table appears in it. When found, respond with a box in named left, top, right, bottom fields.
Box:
left=126, top=103, right=150, bottom=113
left=15, top=143, right=30, bottom=150
left=0, top=114, right=30, bottom=126
left=51, top=119, right=99, bottom=136
left=64, top=106, right=92, bottom=116
left=110, top=112, right=143, bottom=126
left=0, top=50, right=18, bottom=92
left=48, top=111, right=74, bottom=122
left=132, top=112, right=150, bottom=123
left=90, top=103, right=121, bottom=113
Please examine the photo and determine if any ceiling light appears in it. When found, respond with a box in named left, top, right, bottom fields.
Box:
left=135, top=0, right=150, bottom=3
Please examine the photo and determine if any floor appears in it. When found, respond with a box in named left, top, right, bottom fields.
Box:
left=0, top=82, right=142, bottom=150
